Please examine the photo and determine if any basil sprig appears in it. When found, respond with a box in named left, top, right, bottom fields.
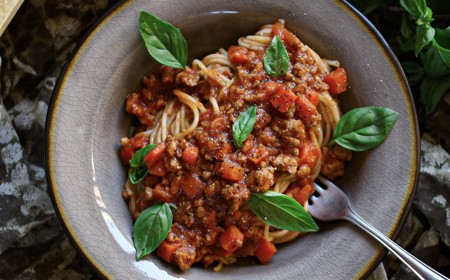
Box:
left=249, top=191, right=319, bottom=232
left=129, top=144, right=156, bottom=184
left=133, top=203, right=173, bottom=261
left=264, top=36, right=290, bottom=77
left=139, top=11, right=187, bottom=69
left=330, top=107, right=399, bottom=152
left=232, top=105, right=257, bottom=148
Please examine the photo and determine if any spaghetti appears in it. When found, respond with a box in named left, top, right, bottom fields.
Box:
left=120, top=19, right=352, bottom=271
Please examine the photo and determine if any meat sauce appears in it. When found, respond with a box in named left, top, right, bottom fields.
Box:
left=120, top=19, right=350, bottom=270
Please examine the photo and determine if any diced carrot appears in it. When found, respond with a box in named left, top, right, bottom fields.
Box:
left=210, top=115, right=229, bottom=135
left=255, top=237, right=277, bottom=264
left=295, top=94, right=317, bottom=122
left=248, top=146, right=269, bottom=165
left=144, top=143, right=166, bottom=169
left=219, top=160, right=244, bottom=181
left=153, top=183, right=173, bottom=203
left=282, top=29, right=301, bottom=49
left=298, top=139, right=320, bottom=168
left=215, top=142, right=233, bottom=160
left=242, top=135, right=257, bottom=154
left=149, top=159, right=167, bottom=177
left=270, top=86, right=297, bottom=113
left=182, top=146, right=199, bottom=164
left=293, top=184, right=314, bottom=205
left=228, top=46, right=249, bottom=65
left=157, top=241, right=181, bottom=263
left=323, top=67, right=348, bottom=94
left=305, top=87, right=320, bottom=107
left=181, top=172, right=204, bottom=198
left=271, top=19, right=285, bottom=39
left=219, top=225, right=244, bottom=253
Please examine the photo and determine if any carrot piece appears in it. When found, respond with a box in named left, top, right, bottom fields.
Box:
left=255, top=237, right=277, bottom=264
left=182, top=146, right=199, bottom=164
left=305, top=87, right=320, bottom=106
left=219, top=225, right=244, bottom=253
left=144, top=142, right=166, bottom=168
left=323, top=67, right=348, bottom=94
left=298, top=139, right=320, bottom=168
left=228, top=46, right=249, bottom=65
left=215, top=142, right=233, bottom=160
left=248, top=146, right=269, bottom=165
left=181, top=172, right=204, bottom=198
left=270, top=86, right=297, bottom=113
left=219, top=160, right=244, bottom=181
left=157, top=241, right=181, bottom=263
left=153, top=183, right=173, bottom=203
left=271, top=19, right=285, bottom=39
left=295, top=94, right=317, bottom=122
left=293, top=184, right=314, bottom=205
left=148, top=159, right=167, bottom=177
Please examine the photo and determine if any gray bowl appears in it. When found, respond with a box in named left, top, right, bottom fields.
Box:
left=46, top=0, right=419, bottom=279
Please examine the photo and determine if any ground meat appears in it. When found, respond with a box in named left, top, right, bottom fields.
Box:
left=321, top=146, right=351, bottom=179
left=173, top=244, right=196, bottom=271
left=176, top=66, right=200, bottom=87
left=251, top=167, right=275, bottom=192
left=272, top=153, right=298, bottom=174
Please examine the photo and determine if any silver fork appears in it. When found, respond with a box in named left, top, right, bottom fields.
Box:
left=307, top=175, right=449, bottom=280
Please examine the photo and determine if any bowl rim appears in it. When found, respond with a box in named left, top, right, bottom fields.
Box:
left=45, top=0, right=420, bottom=279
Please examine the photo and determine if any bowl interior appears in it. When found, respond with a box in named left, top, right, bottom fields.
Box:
left=47, top=0, right=418, bottom=279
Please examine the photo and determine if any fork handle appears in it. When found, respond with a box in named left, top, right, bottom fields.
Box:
left=346, top=210, right=449, bottom=280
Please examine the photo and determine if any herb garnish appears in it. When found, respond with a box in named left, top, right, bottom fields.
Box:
left=232, top=105, right=257, bottom=149
left=129, top=144, right=156, bottom=184
left=264, top=36, right=290, bottom=77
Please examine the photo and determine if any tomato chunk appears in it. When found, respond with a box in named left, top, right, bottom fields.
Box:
left=157, top=241, right=181, bottom=263
left=219, top=160, right=244, bottom=181
left=295, top=94, right=317, bottom=122
left=149, top=159, right=167, bottom=177
left=293, top=184, right=314, bottom=205
left=255, top=237, right=277, bottom=264
left=219, top=225, right=244, bottom=253
left=182, top=172, right=204, bottom=198
left=305, top=87, right=320, bottom=107
left=144, top=143, right=166, bottom=169
left=323, top=67, right=348, bottom=94
left=182, top=146, right=199, bottom=164
left=270, top=86, right=297, bottom=113
left=298, top=139, right=321, bottom=168
left=228, top=46, right=249, bottom=65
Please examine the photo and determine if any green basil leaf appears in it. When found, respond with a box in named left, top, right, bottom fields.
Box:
left=420, top=75, right=450, bottom=114
left=415, top=24, right=435, bottom=56
left=264, top=36, right=290, bottom=77
left=139, top=11, right=187, bottom=69
left=416, top=7, right=434, bottom=25
left=434, top=27, right=450, bottom=67
left=130, top=144, right=157, bottom=168
left=249, top=191, right=318, bottom=232
left=330, top=107, right=399, bottom=152
left=232, top=105, right=257, bottom=148
left=133, top=203, right=173, bottom=261
left=420, top=45, right=450, bottom=78
left=401, top=61, right=425, bottom=86
left=400, top=0, right=427, bottom=18
left=129, top=167, right=149, bottom=184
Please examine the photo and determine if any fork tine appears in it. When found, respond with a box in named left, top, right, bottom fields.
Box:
left=316, top=175, right=337, bottom=189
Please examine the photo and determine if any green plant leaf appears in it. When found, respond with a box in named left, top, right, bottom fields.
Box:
left=232, top=105, right=257, bottom=148
left=128, top=144, right=157, bottom=184
left=264, top=36, right=290, bottom=77
left=139, top=11, right=187, bottom=69
left=420, top=45, right=450, bottom=78
left=249, top=191, right=318, bottom=232
left=416, top=7, right=434, bottom=25
left=401, top=61, right=425, bottom=86
left=433, top=27, right=450, bottom=67
left=400, top=13, right=415, bottom=39
left=415, top=24, right=435, bottom=56
left=420, top=75, right=450, bottom=114
left=133, top=203, right=173, bottom=261
left=330, top=107, right=399, bottom=151
left=400, top=0, right=427, bottom=18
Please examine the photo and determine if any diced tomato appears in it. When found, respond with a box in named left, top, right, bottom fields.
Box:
left=254, top=237, right=277, bottom=264
left=323, top=67, right=348, bottom=94
left=270, top=86, right=297, bottom=113
left=228, top=46, right=249, bottom=65
left=305, top=87, right=320, bottom=106
left=295, top=94, right=317, bottom=122
left=219, top=225, right=244, bottom=253
left=210, top=115, right=229, bottom=135
left=242, top=135, right=258, bottom=154
left=293, top=184, right=314, bottom=205
left=215, top=142, right=233, bottom=160
left=298, top=139, right=321, bottom=168
left=182, top=146, right=199, bottom=164
left=271, top=19, right=285, bottom=39
left=181, top=172, right=204, bottom=198
left=149, top=160, right=167, bottom=177
left=144, top=143, right=166, bottom=169
left=119, top=146, right=134, bottom=165
left=282, top=29, right=301, bottom=49
left=157, top=241, right=181, bottom=263
left=153, top=183, right=173, bottom=203
left=259, top=81, right=280, bottom=96
left=248, top=146, right=269, bottom=165
left=219, top=160, right=244, bottom=181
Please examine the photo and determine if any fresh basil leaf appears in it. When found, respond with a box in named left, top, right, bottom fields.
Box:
left=139, top=11, right=187, bottom=69
left=330, top=107, right=399, bottom=152
left=264, top=36, right=290, bottom=77
left=401, top=61, right=425, bottom=86
left=130, top=144, right=157, bottom=168
left=416, top=7, right=434, bottom=26
left=232, top=105, right=257, bottom=148
left=129, top=167, right=149, bottom=184
left=420, top=75, right=450, bottom=114
left=133, top=203, right=173, bottom=261
left=420, top=45, right=450, bottom=78
left=249, top=191, right=318, bottom=232
left=400, top=0, right=427, bottom=18
left=434, top=27, right=450, bottom=67
left=415, top=24, right=435, bottom=56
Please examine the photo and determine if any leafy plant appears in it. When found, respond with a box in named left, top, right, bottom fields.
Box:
left=232, top=105, right=257, bottom=148
left=128, top=144, right=157, bottom=184
left=264, top=36, right=290, bottom=77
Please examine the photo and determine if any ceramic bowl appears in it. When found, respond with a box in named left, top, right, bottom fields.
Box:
left=46, top=0, right=419, bottom=279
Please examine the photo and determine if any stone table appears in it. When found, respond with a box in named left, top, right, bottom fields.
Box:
left=0, top=1, right=449, bottom=279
